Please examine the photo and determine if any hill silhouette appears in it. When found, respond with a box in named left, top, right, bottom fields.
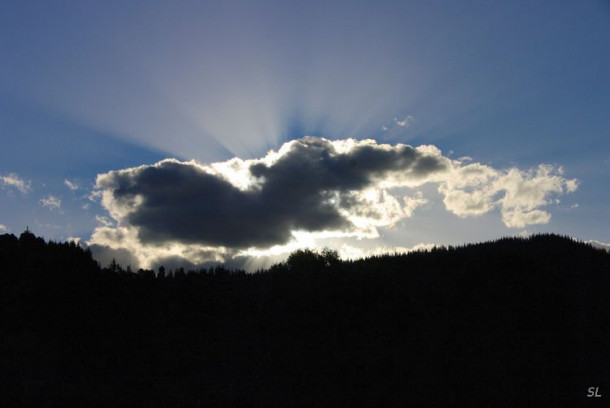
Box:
left=1, top=231, right=609, bottom=407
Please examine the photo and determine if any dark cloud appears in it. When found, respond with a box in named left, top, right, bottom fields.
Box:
left=249, top=137, right=445, bottom=188
left=96, top=137, right=449, bottom=249
left=90, top=137, right=578, bottom=270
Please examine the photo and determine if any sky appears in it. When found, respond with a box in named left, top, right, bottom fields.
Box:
left=1, top=0, right=609, bottom=270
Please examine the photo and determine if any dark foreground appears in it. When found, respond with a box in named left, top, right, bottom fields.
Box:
left=1, top=232, right=609, bottom=407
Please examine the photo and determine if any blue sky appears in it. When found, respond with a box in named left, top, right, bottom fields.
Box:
left=1, top=1, right=609, bottom=269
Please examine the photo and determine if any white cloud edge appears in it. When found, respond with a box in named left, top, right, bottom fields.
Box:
left=585, top=239, right=610, bottom=252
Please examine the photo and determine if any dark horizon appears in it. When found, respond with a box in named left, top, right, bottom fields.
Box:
left=1, top=230, right=609, bottom=406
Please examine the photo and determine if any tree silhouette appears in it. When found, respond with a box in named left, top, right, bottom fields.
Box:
left=287, top=248, right=340, bottom=272
left=0, top=230, right=609, bottom=407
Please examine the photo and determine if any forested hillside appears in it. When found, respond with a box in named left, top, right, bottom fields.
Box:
left=1, top=231, right=609, bottom=407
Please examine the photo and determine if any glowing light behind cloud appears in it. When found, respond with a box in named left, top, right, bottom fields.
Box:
left=89, top=137, right=577, bottom=270
left=4, top=1, right=605, bottom=165
left=0, top=1, right=440, bottom=161
left=2, top=1, right=607, bottom=264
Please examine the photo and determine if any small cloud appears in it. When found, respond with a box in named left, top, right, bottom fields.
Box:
left=1, top=173, right=31, bottom=194
left=565, top=179, right=579, bottom=193
left=380, top=114, right=414, bottom=134
left=394, top=115, right=414, bottom=128
left=40, top=195, right=61, bottom=210
left=64, top=179, right=79, bottom=191
left=66, top=236, right=82, bottom=245
left=0, top=224, right=8, bottom=233
left=570, top=203, right=579, bottom=208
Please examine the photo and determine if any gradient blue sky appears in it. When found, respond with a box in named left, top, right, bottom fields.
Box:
left=1, top=1, right=609, bottom=269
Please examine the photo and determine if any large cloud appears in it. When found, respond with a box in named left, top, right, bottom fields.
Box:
left=90, top=137, right=577, bottom=269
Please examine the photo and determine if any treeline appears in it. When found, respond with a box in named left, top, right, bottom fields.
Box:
left=1, top=231, right=609, bottom=407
